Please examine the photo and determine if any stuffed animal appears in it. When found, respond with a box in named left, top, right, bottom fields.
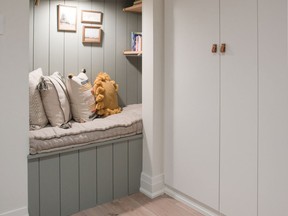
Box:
left=91, top=72, right=121, bottom=117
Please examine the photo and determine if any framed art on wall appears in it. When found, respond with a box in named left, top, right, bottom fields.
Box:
left=81, top=10, right=102, bottom=24
left=57, top=5, right=77, bottom=32
left=82, top=26, right=102, bottom=44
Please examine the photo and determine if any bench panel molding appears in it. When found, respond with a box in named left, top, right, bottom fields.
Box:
left=28, top=135, right=143, bottom=216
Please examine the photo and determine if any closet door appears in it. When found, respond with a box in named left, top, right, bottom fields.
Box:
left=258, top=0, right=288, bottom=215
left=164, top=0, right=220, bottom=209
left=220, top=0, right=258, bottom=215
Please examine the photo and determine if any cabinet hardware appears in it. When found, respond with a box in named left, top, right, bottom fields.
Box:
left=212, top=44, right=217, bottom=53
left=220, top=43, right=226, bottom=53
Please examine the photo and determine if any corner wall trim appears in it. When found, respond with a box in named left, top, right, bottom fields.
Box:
left=140, top=172, right=165, bottom=199
left=0, top=207, right=29, bottom=216
left=164, top=186, right=220, bottom=216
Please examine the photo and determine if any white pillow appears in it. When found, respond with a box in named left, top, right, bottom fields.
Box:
left=39, top=72, right=72, bottom=127
left=66, top=71, right=95, bottom=123
left=29, top=68, right=48, bottom=130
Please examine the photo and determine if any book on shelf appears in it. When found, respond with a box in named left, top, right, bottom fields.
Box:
left=131, top=32, right=142, bottom=52
left=134, top=0, right=142, bottom=5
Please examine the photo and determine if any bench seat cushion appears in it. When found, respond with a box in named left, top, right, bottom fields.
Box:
left=29, top=104, right=142, bottom=154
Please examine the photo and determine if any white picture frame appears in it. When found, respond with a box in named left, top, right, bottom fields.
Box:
left=82, top=26, right=102, bottom=44
left=81, top=10, right=102, bottom=24
left=57, top=5, right=77, bottom=32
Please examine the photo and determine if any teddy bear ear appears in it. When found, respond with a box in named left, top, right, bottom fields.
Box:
left=68, top=74, right=73, bottom=79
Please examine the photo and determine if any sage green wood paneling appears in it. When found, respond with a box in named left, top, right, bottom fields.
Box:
left=104, top=0, right=116, bottom=80
left=79, top=148, right=97, bottom=211
left=28, top=159, right=39, bottom=216
left=116, top=0, right=127, bottom=107
left=64, top=0, right=79, bottom=77
left=91, top=0, right=104, bottom=81
left=39, top=155, right=60, bottom=216
left=29, top=0, right=34, bottom=71
left=137, top=15, right=142, bottom=103
left=28, top=136, right=143, bottom=215
left=34, top=0, right=49, bottom=74
left=137, top=57, right=142, bottom=103
left=78, top=1, right=92, bottom=79
left=113, top=141, right=128, bottom=199
left=60, top=152, right=79, bottom=216
left=128, top=138, right=142, bottom=194
left=97, top=144, right=113, bottom=204
left=31, top=0, right=142, bottom=104
left=126, top=12, right=139, bottom=105
left=49, top=0, right=64, bottom=75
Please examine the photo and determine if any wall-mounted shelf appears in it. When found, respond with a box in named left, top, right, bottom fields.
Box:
left=123, top=2, right=142, bottom=56
left=123, top=50, right=142, bottom=56
left=123, top=3, right=142, bottom=14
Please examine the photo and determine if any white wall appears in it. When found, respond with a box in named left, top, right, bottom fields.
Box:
left=163, top=0, right=288, bottom=216
left=0, top=1, right=30, bottom=216
left=163, top=1, right=222, bottom=214
left=141, top=0, right=165, bottom=198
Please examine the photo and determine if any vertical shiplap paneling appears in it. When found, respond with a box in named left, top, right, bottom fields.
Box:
left=28, top=137, right=143, bottom=216
left=39, top=155, right=60, bottom=216
left=137, top=59, right=142, bottom=103
left=103, top=0, right=116, bottom=80
left=137, top=14, right=142, bottom=103
left=128, top=138, right=142, bottom=194
left=32, top=0, right=142, bottom=105
left=79, top=148, right=97, bottom=211
left=97, top=144, right=113, bottom=204
left=91, top=0, right=104, bottom=81
left=113, top=141, right=128, bottom=199
left=34, top=0, right=50, bottom=75
left=116, top=0, right=127, bottom=107
left=64, top=0, right=79, bottom=77
left=28, top=159, right=40, bottom=216
left=126, top=12, right=139, bottom=105
left=29, top=0, right=34, bottom=71
left=50, top=0, right=64, bottom=75
left=78, top=1, right=92, bottom=80
left=60, top=152, right=80, bottom=216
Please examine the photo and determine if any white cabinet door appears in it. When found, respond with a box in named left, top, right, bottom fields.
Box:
left=219, top=0, right=258, bottom=215
left=258, top=0, right=288, bottom=215
left=164, top=0, right=220, bottom=210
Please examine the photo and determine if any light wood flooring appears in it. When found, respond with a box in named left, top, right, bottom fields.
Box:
left=72, top=193, right=204, bottom=216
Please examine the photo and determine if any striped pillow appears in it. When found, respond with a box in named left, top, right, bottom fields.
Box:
left=39, top=72, right=72, bottom=128
left=29, top=68, right=48, bottom=130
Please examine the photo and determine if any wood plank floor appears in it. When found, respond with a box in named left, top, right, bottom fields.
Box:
left=72, top=193, right=204, bottom=216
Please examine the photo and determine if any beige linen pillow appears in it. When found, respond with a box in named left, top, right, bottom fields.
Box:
left=66, top=70, right=95, bottom=123
left=29, top=68, right=48, bottom=130
left=39, top=72, right=72, bottom=128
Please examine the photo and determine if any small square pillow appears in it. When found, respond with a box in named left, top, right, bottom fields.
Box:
left=29, top=68, right=48, bottom=130
left=66, top=70, right=96, bottom=123
left=39, top=72, right=72, bottom=128
left=91, top=72, right=122, bottom=117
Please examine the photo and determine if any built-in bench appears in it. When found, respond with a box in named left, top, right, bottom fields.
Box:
left=28, top=104, right=143, bottom=216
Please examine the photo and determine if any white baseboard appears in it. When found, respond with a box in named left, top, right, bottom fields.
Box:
left=140, top=172, right=165, bottom=199
left=164, top=186, right=220, bottom=216
left=0, top=207, right=29, bottom=216
left=140, top=173, right=221, bottom=216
